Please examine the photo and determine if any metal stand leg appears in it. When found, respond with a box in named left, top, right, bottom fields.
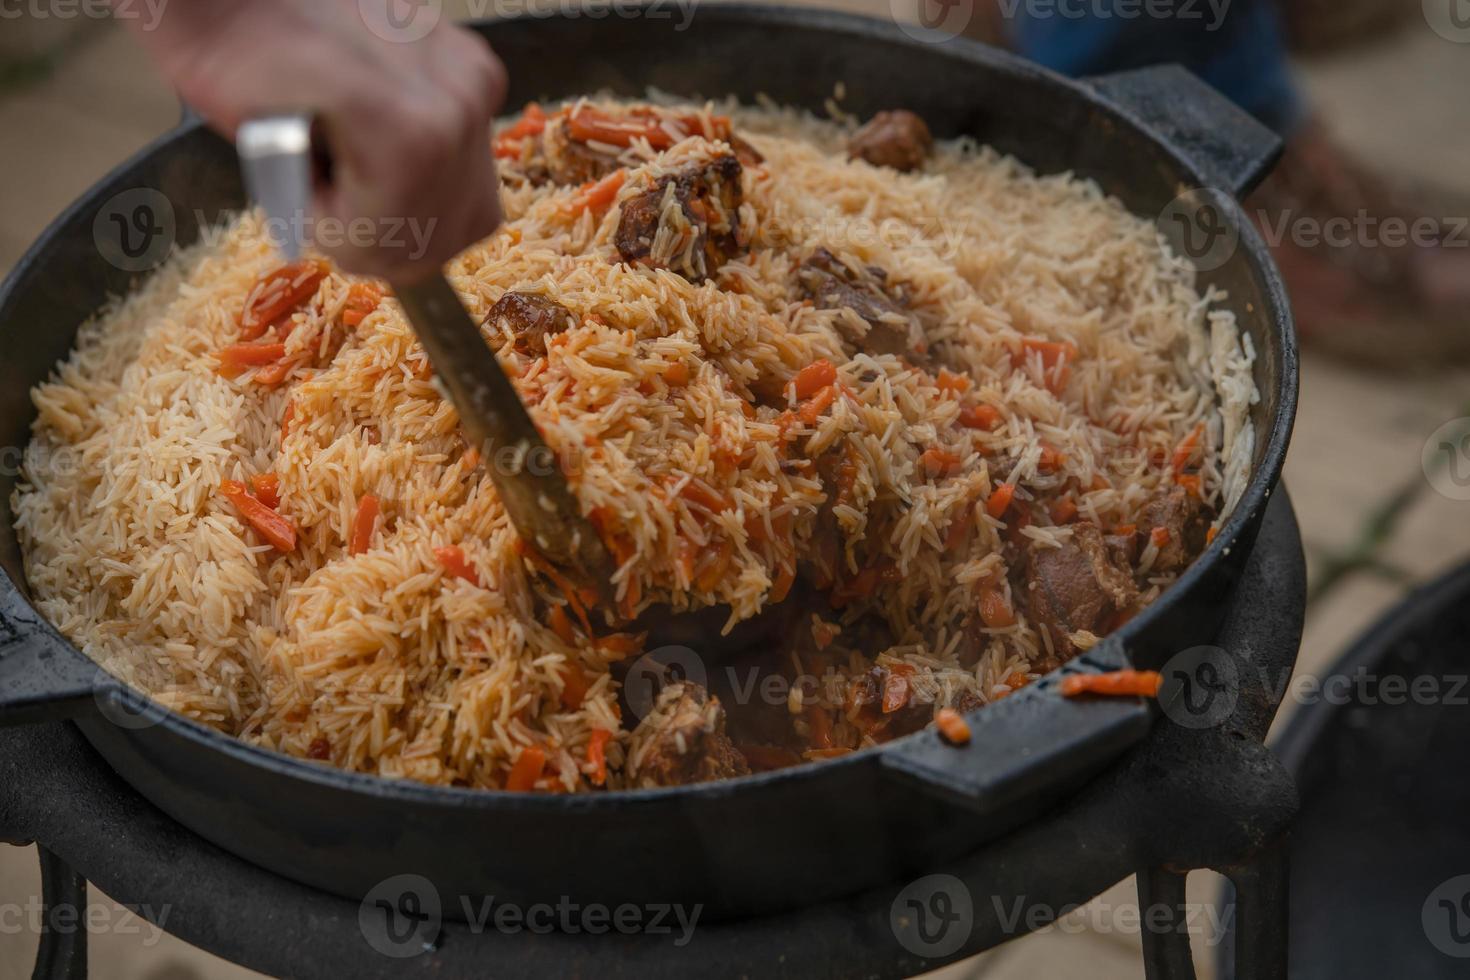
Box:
left=1137, top=835, right=1290, bottom=980
left=1138, top=866, right=1197, bottom=980
left=1217, top=838, right=1290, bottom=980
left=34, top=847, right=87, bottom=980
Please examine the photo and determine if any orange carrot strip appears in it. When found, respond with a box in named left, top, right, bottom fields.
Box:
left=215, top=342, right=287, bottom=376
left=350, top=494, right=379, bottom=556
left=881, top=671, right=911, bottom=714
left=935, top=368, right=971, bottom=395
left=1206, top=526, right=1219, bottom=546
left=548, top=606, right=576, bottom=645
left=795, top=384, right=838, bottom=426
left=959, top=404, right=1003, bottom=431
left=979, top=585, right=1016, bottom=628
left=341, top=282, right=384, bottom=328
left=238, top=260, right=329, bottom=341
left=586, top=729, right=612, bottom=787
left=1060, top=669, right=1163, bottom=698
left=1050, top=498, right=1078, bottom=525
left=564, top=105, right=721, bottom=150
left=566, top=168, right=626, bottom=214
left=251, top=359, right=295, bottom=387
left=1015, top=338, right=1077, bottom=393
left=986, top=483, right=1016, bottom=520
left=1171, top=422, right=1206, bottom=475
left=1038, top=443, right=1064, bottom=474
left=505, top=745, right=546, bottom=791
left=935, top=707, right=971, bottom=745
left=663, top=361, right=690, bottom=386
left=559, top=664, right=589, bottom=710
left=1150, top=527, right=1171, bottom=549
left=249, top=473, right=281, bottom=510
left=523, top=548, right=594, bottom=636
left=434, top=545, right=481, bottom=586
left=791, top=359, right=838, bottom=400
left=219, top=480, right=297, bottom=553
left=920, top=447, right=964, bottom=478
left=493, top=102, right=547, bottom=155
left=694, top=539, right=733, bottom=592
left=1176, top=472, right=1202, bottom=497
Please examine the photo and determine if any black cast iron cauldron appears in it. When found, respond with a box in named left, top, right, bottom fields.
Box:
left=0, top=6, right=1297, bottom=922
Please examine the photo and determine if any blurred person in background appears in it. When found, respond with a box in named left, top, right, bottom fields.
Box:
left=117, top=0, right=1465, bottom=362
left=948, top=0, right=1470, bottom=367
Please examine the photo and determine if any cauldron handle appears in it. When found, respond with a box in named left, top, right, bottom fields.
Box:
left=0, top=587, right=100, bottom=728
left=1086, top=65, right=1283, bottom=198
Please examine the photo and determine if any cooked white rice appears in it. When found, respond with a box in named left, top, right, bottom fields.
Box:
left=12, top=99, right=1256, bottom=791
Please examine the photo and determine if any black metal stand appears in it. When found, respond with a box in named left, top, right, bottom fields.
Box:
left=34, top=848, right=88, bottom=980
left=0, top=493, right=1305, bottom=980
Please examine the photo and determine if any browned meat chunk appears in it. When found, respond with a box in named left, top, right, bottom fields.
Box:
left=541, top=134, right=621, bottom=186
left=1104, top=529, right=1138, bottom=569
left=847, top=110, right=933, bottom=172
left=796, top=248, right=915, bottom=357
left=614, top=153, right=745, bottom=282
left=1074, top=523, right=1139, bottom=610
left=1138, top=486, right=1210, bottom=574
left=1022, top=523, right=1137, bottom=663
left=727, top=133, right=765, bottom=168
left=483, top=291, right=574, bottom=359
left=951, top=689, right=985, bottom=714
left=843, top=664, right=932, bottom=744
left=503, top=119, right=621, bottom=188
left=628, top=682, right=750, bottom=787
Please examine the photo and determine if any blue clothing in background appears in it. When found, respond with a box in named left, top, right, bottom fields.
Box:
left=1008, top=0, right=1304, bottom=135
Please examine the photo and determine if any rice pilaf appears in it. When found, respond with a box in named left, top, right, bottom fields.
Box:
left=13, top=98, right=1257, bottom=791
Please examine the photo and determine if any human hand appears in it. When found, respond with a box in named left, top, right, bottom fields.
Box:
left=123, top=0, right=507, bottom=283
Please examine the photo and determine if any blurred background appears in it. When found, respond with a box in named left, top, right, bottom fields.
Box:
left=0, top=0, right=1466, bottom=976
